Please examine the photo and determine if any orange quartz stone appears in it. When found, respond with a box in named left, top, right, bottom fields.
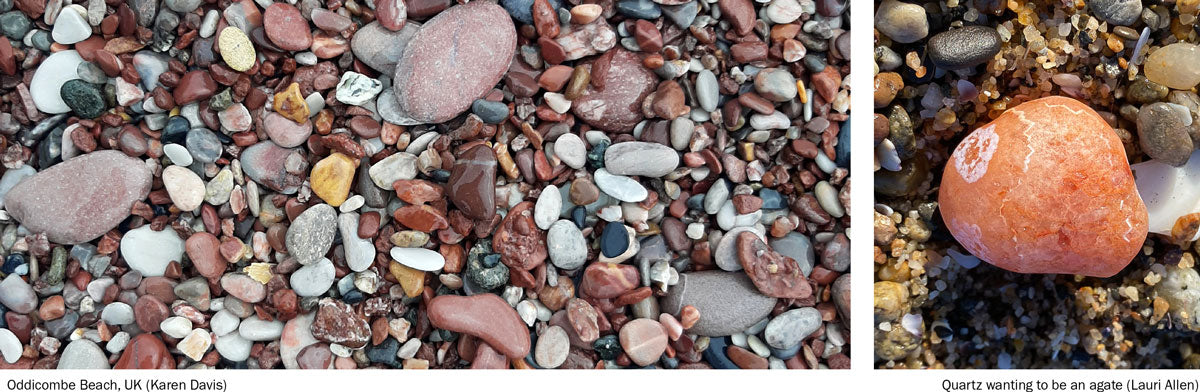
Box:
left=939, top=96, right=1148, bottom=277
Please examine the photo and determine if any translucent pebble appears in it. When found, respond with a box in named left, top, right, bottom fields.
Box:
left=1145, top=43, right=1200, bottom=90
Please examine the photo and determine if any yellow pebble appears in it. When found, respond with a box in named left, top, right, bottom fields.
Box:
left=388, top=261, right=425, bottom=298
left=218, top=26, right=256, bottom=72
left=274, top=82, right=310, bottom=123
left=796, top=80, right=808, bottom=104
left=310, top=152, right=356, bottom=207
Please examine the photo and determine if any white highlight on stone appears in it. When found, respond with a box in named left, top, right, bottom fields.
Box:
left=953, top=124, right=998, bottom=184
left=1133, top=150, right=1200, bottom=241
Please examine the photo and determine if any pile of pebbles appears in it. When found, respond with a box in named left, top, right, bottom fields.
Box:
left=875, top=0, right=1200, bottom=369
left=0, top=0, right=849, bottom=370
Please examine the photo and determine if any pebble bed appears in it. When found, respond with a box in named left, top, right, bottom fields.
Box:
left=0, top=0, right=849, bottom=370
left=874, top=0, right=1200, bottom=369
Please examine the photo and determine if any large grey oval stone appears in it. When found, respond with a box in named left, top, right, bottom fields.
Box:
left=603, top=141, right=680, bottom=178
left=4, top=150, right=151, bottom=244
left=285, top=204, right=337, bottom=265
left=660, top=271, right=775, bottom=336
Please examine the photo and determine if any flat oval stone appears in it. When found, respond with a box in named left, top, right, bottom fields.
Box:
left=290, top=257, right=334, bottom=296
left=1145, top=43, right=1200, bottom=91
left=534, top=325, right=569, bottom=368
left=240, top=141, right=307, bottom=194
left=218, top=26, right=255, bottom=72
left=447, top=144, right=497, bottom=220
left=940, top=96, right=1147, bottom=277
left=162, top=165, right=205, bottom=211
left=660, top=271, right=776, bottom=336
left=0, top=274, right=36, bottom=314
left=30, top=50, right=83, bottom=114
left=618, top=318, right=667, bottom=366
left=120, top=225, right=185, bottom=277
left=427, top=294, right=530, bottom=358
left=534, top=184, right=561, bottom=230
left=339, top=213, right=375, bottom=272
left=286, top=204, right=338, bottom=265
left=389, top=247, right=445, bottom=271
left=593, top=168, right=647, bottom=202
left=392, top=1, right=516, bottom=124
left=186, top=232, right=226, bottom=279
left=1086, top=0, right=1141, bottom=26
left=926, top=26, right=1001, bottom=69
left=572, top=49, right=656, bottom=132
left=604, top=141, right=679, bottom=177
left=5, top=150, right=151, bottom=244
left=547, top=220, right=587, bottom=270
left=263, top=112, right=312, bottom=148
left=763, top=307, right=821, bottom=350
left=221, top=273, right=266, bottom=303
left=350, top=21, right=420, bottom=75
left=263, top=3, right=312, bottom=51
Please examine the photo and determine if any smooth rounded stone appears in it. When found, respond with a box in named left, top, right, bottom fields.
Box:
left=941, top=96, right=1147, bottom=277
left=534, top=325, right=569, bottom=368
left=704, top=179, right=730, bottom=215
left=120, top=226, right=184, bottom=277
left=1086, top=0, right=1141, bottom=26
left=218, top=26, right=255, bottom=72
left=604, top=141, right=679, bottom=178
left=0, top=274, right=36, bottom=313
left=51, top=7, right=89, bottom=44
left=166, top=0, right=201, bottom=12
left=1138, top=102, right=1193, bottom=167
left=221, top=273, right=266, bottom=304
left=694, top=69, right=718, bottom=113
left=160, top=317, right=193, bottom=339
left=447, top=145, right=497, bottom=220
left=534, top=185, right=561, bottom=230
left=335, top=72, right=382, bottom=106
left=547, top=220, right=587, bottom=270
left=100, top=302, right=135, bottom=325
left=389, top=247, right=445, bottom=271
left=286, top=204, right=338, bottom=265
left=764, top=307, right=820, bottom=350
left=290, top=257, right=334, bottom=297
left=367, top=151, right=417, bottom=189
left=1146, top=43, right=1200, bottom=90
left=392, top=1, right=516, bottom=124
left=0, top=329, right=18, bottom=363
left=814, top=181, right=844, bottom=217
left=555, top=133, right=586, bottom=169
left=754, top=68, right=797, bottom=102
left=350, top=21, right=420, bottom=75
left=616, top=0, right=661, bottom=19
left=427, top=294, right=530, bottom=358
left=749, top=111, right=791, bottom=130
left=60, top=79, right=105, bottom=118
left=162, top=165, right=204, bottom=211
left=239, top=141, right=307, bottom=194
left=661, top=271, right=775, bottom=337
left=471, top=99, right=509, bottom=124
left=339, top=213, right=375, bottom=272
left=714, top=226, right=764, bottom=272
left=926, top=26, right=1001, bottom=69
left=115, top=334, right=174, bottom=369
left=210, top=310, right=240, bottom=336
left=214, top=333, right=252, bottom=361
left=874, top=0, right=927, bottom=44
left=661, top=2, right=697, bottom=28
left=594, top=168, right=648, bottom=202
left=765, top=0, right=803, bottom=23
left=573, top=49, right=657, bottom=132
left=263, top=3, right=312, bottom=51
left=280, top=313, right=318, bottom=369
left=163, top=144, right=192, bottom=166
left=600, top=222, right=630, bottom=258
left=238, top=317, right=284, bottom=341
left=57, top=339, right=109, bottom=369
left=186, top=128, right=222, bottom=163
left=770, top=233, right=814, bottom=277
left=619, top=318, right=667, bottom=366
left=30, top=50, right=83, bottom=114
left=0, top=11, right=29, bottom=40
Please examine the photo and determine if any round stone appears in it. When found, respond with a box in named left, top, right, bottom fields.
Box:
left=534, top=325, right=569, bottom=368
left=600, top=223, right=630, bottom=258
left=1146, top=43, right=1200, bottom=91
left=389, top=247, right=446, bottom=271
left=1137, top=102, right=1193, bottom=167
left=618, top=318, right=667, bottom=366
left=940, top=96, right=1148, bottom=277
left=1086, top=0, right=1141, bottom=26
left=286, top=204, right=338, bottom=265
left=763, top=307, right=821, bottom=350
left=874, top=0, right=927, bottom=44
left=51, top=8, right=90, bottom=44
left=60, top=79, right=105, bottom=119
left=121, top=225, right=185, bottom=277
left=926, top=26, right=1001, bottom=69
left=218, top=26, right=255, bottom=72
left=162, top=166, right=205, bottom=211
left=547, top=220, right=587, bottom=270
left=534, top=184, right=561, bottom=230
left=290, top=257, right=335, bottom=297
left=263, top=3, right=313, bottom=51
left=603, top=141, right=679, bottom=177
left=554, top=133, right=586, bottom=169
